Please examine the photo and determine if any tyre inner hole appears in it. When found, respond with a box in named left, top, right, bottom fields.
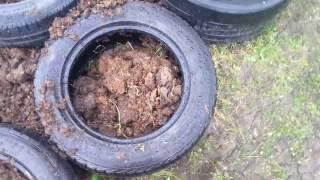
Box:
left=70, top=32, right=183, bottom=139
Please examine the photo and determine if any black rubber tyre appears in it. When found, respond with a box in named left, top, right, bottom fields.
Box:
left=164, top=0, right=288, bottom=44
left=34, top=2, right=216, bottom=176
left=0, top=0, right=76, bottom=48
left=0, top=124, right=77, bottom=180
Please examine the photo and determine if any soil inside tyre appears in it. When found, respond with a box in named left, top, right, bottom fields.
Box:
left=72, top=35, right=183, bottom=138
left=0, top=0, right=21, bottom=4
left=0, top=161, right=27, bottom=180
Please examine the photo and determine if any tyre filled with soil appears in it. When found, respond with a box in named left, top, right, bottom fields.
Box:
left=72, top=37, right=183, bottom=138
left=34, top=1, right=216, bottom=175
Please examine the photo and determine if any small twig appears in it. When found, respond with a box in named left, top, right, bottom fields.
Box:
left=93, top=45, right=106, bottom=54
left=133, top=85, right=142, bottom=96
left=152, top=118, right=156, bottom=128
left=127, top=41, right=134, bottom=50
left=155, top=46, right=164, bottom=57
left=248, top=142, right=264, bottom=157
left=147, top=99, right=153, bottom=111
left=121, top=132, right=128, bottom=139
left=108, top=98, right=121, bottom=132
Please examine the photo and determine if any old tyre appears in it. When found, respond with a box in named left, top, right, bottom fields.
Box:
left=0, top=124, right=77, bottom=180
left=164, top=0, right=288, bottom=43
left=34, top=2, right=216, bottom=175
left=0, top=0, right=76, bottom=48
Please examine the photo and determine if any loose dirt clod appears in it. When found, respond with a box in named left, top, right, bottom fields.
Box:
left=0, top=161, right=27, bottom=180
left=0, top=48, right=44, bottom=135
left=72, top=37, right=182, bottom=138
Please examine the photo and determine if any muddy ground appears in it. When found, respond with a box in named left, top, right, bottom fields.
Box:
left=0, top=0, right=319, bottom=179
left=0, top=48, right=44, bottom=135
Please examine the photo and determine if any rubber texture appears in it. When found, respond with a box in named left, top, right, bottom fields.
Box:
left=0, top=124, right=77, bottom=180
left=0, top=0, right=76, bottom=48
left=34, top=2, right=217, bottom=176
left=165, top=0, right=288, bottom=44
left=189, top=0, right=285, bottom=14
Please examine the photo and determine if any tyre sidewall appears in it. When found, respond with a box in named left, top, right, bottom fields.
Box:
left=0, top=125, right=76, bottom=180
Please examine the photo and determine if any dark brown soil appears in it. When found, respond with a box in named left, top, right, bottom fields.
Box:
left=72, top=38, right=182, bottom=138
left=0, top=48, right=44, bottom=135
left=49, top=0, right=163, bottom=39
left=0, top=0, right=20, bottom=4
left=0, top=161, right=27, bottom=180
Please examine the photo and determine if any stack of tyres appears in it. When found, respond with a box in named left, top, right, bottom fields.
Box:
left=34, top=2, right=217, bottom=175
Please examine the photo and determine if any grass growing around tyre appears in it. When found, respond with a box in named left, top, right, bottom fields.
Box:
left=90, top=0, right=320, bottom=179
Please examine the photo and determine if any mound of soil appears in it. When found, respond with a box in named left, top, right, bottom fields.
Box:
left=72, top=38, right=182, bottom=138
left=49, top=0, right=163, bottom=39
left=49, top=0, right=127, bottom=39
left=0, top=161, right=27, bottom=180
left=0, top=48, right=44, bottom=135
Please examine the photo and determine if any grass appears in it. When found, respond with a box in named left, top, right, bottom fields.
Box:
left=269, top=161, right=289, bottom=180
left=207, top=2, right=319, bottom=177
left=211, top=0, right=319, bottom=178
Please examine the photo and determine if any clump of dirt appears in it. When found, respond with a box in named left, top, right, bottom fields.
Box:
left=72, top=38, right=182, bottom=138
left=0, top=161, right=27, bottom=180
left=0, top=0, right=20, bottom=4
left=49, top=0, right=127, bottom=39
left=0, top=48, right=44, bottom=135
